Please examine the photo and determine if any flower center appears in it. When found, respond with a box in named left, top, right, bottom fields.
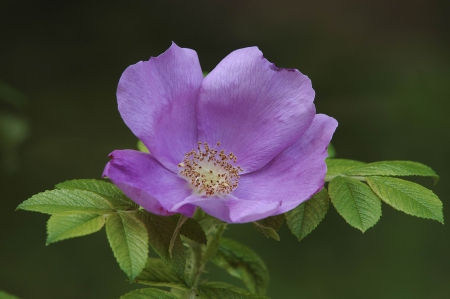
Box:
left=178, top=142, right=243, bottom=196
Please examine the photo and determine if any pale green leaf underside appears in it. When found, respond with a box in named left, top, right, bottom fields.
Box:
left=120, top=288, right=178, bottom=299
left=211, top=238, right=269, bottom=295
left=197, top=282, right=270, bottom=299
left=285, top=188, right=330, bottom=241
left=329, top=176, right=382, bottom=232
left=326, top=159, right=366, bottom=176
left=46, top=212, right=105, bottom=245
left=133, top=258, right=187, bottom=289
left=56, top=179, right=138, bottom=209
left=106, top=211, right=149, bottom=279
left=17, top=189, right=115, bottom=215
left=366, top=176, right=443, bottom=223
left=343, top=161, right=439, bottom=183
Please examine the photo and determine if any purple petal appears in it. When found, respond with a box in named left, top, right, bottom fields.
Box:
left=171, top=194, right=281, bottom=223
left=233, top=114, right=338, bottom=214
left=103, top=150, right=196, bottom=217
left=197, top=47, right=316, bottom=173
left=117, top=43, right=203, bottom=172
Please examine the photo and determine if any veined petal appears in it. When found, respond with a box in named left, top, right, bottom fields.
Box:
left=197, top=47, right=316, bottom=173
left=233, top=114, right=338, bottom=214
left=171, top=194, right=281, bottom=223
left=103, top=150, right=196, bottom=217
left=117, top=43, right=203, bottom=172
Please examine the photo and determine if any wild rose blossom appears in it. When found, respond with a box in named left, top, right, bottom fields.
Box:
left=103, top=43, right=337, bottom=223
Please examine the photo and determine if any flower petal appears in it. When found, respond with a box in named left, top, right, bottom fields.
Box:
left=117, top=43, right=203, bottom=172
left=171, top=194, right=281, bottom=223
left=103, top=150, right=196, bottom=217
left=197, top=47, right=316, bottom=173
left=233, top=114, right=338, bottom=214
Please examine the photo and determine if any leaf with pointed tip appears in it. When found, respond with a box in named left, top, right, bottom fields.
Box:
left=326, top=159, right=366, bottom=177
left=106, top=211, right=148, bottom=279
left=137, top=211, right=186, bottom=280
left=211, top=238, right=269, bottom=295
left=366, top=176, right=443, bottom=223
left=56, top=179, right=138, bottom=210
left=285, top=188, right=330, bottom=241
left=17, top=189, right=115, bottom=215
left=197, top=282, right=270, bottom=299
left=133, top=258, right=188, bottom=289
left=329, top=176, right=382, bottom=232
left=46, top=212, right=105, bottom=245
left=120, top=288, right=179, bottom=299
left=252, top=214, right=284, bottom=240
left=343, top=161, right=439, bottom=184
left=251, top=222, right=280, bottom=241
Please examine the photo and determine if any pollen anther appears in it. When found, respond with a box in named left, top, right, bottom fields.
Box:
left=178, top=142, right=242, bottom=196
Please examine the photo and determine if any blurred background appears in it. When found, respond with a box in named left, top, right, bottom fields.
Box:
left=1, top=0, right=449, bottom=298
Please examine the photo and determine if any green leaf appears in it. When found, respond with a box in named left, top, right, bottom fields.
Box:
left=133, top=258, right=188, bottom=289
left=56, top=179, right=138, bottom=210
left=46, top=212, right=105, bottom=245
left=326, top=159, right=366, bottom=177
left=179, top=217, right=207, bottom=245
left=343, top=161, right=439, bottom=183
left=120, top=288, right=179, bottom=299
left=17, top=189, right=115, bottom=215
left=137, top=211, right=186, bottom=279
left=329, top=176, right=382, bottom=232
left=197, top=282, right=270, bottom=299
left=199, top=217, right=226, bottom=264
left=366, top=176, right=444, bottom=223
left=285, top=188, right=330, bottom=241
left=0, top=290, right=21, bottom=299
left=106, top=211, right=149, bottom=279
left=251, top=215, right=284, bottom=241
left=251, top=222, right=279, bottom=241
left=211, top=238, right=269, bottom=295
left=327, top=143, right=336, bottom=158
left=137, top=140, right=150, bottom=153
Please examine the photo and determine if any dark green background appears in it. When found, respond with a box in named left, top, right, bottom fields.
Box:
left=1, top=0, right=449, bottom=298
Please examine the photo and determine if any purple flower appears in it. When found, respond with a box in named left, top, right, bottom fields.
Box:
left=103, top=43, right=337, bottom=223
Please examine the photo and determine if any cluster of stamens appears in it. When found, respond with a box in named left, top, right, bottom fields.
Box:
left=178, top=142, right=243, bottom=196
